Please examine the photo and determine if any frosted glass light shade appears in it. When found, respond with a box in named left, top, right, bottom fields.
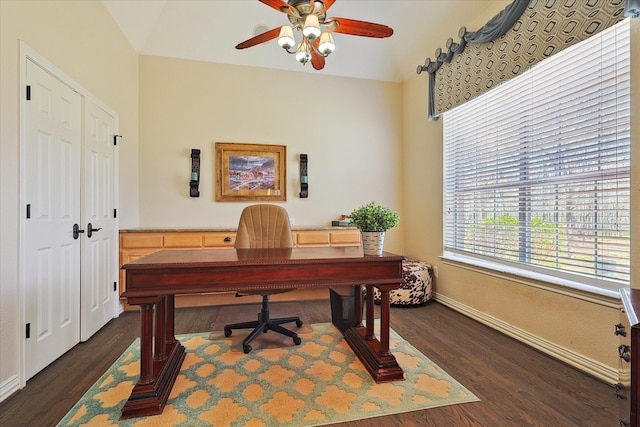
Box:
left=318, top=32, right=335, bottom=55
left=302, top=14, right=321, bottom=40
left=295, top=47, right=311, bottom=64
left=278, top=26, right=295, bottom=50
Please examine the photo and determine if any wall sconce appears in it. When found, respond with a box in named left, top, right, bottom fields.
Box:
left=299, top=154, right=308, bottom=198
left=190, top=149, right=200, bottom=197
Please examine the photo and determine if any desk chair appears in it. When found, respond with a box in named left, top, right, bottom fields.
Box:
left=224, top=204, right=303, bottom=353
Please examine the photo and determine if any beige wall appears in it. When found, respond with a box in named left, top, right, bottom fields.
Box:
left=138, top=55, right=404, bottom=253
left=0, top=0, right=139, bottom=393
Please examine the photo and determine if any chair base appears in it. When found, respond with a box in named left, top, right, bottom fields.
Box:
left=224, top=295, right=303, bottom=353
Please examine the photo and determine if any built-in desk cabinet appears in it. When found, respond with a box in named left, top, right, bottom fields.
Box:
left=119, top=228, right=361, bottom=309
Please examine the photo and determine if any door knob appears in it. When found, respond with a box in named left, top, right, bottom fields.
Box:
left=73, top=224, right=85, bottom=240
left=87, top=223, right=102, bottom=238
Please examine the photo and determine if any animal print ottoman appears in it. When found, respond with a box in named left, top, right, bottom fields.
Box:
left=373, top=260, right=432, bottom=306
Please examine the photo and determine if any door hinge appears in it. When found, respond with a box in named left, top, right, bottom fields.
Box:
left=114, top=282, right=117, bottom=292
left=26, top=85, right=31, bottom=100
left=113, top=135, right=122, bottom=146
left=26, top=204, right=31, bottom=219
left=113, top=208, right=117, bottom=219
left=26, top=323, right=31, bottom=339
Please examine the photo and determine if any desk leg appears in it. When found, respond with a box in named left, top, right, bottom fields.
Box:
left=379, top=289, right=391, bottom=357
left=121, top=297, right=186, bottom=420
left=166, top=295, right=176, bottom=345
left=365, top=285, right=375, bottom=341
left=344, top=285, right=404, bottom=383
left=139, top=303, right=155, bottom=385
left=154, top=296, right=167, bottom=361
left=354, top=285, right=363, bottom=327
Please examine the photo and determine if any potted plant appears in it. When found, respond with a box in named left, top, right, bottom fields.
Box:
left=349, top=201, right=399, bottom=255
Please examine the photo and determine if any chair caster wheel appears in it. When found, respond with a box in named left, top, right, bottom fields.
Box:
left=293, top=337, right=301, bottom=345
left=295, top=320, right=303, bottom=327
left=243, top=344, right=252, bottom=354
left=224, top=328, right=232, bottom=337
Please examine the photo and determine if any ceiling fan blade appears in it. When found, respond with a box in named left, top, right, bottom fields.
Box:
left=318, top=0, right=336, bottom=12
left=258, top=0, right=296, bottom=14
left=235, top=26, right=282, bottom=49
left=311, top=39, right=326, bottom=70
left=326, top=18, right=394, bottom=38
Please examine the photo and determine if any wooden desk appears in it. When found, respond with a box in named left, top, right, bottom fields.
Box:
left=121, top=246, right=405, bottom=419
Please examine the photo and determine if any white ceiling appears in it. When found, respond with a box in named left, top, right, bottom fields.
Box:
left=101, top=0, right=507, bottom=82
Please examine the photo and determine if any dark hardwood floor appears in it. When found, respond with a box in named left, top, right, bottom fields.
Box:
left=0, top=300, right=618, bottom=426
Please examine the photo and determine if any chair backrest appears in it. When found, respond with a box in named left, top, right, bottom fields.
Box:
left=235, top=204, right=294, bottom=249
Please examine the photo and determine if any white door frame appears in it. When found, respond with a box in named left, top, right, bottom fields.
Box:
left=18, top=41, right=120, bottom=387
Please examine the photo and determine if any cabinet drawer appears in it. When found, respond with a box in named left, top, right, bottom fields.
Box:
left=121, top=249, right=160, bottom=264
left=120, top=234, right=163, bottom=249
left=164, top=233, right=203, bottom=248
left=296, top=231, right=330, bottom=246
left=330, top=230, right=361, bottom=246
left=203, top=233, right=235, bottom=247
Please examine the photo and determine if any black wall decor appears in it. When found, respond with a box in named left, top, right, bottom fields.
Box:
left=299, top=154, right=308, bottom=198
left=190, top=149, right=200, bottom=197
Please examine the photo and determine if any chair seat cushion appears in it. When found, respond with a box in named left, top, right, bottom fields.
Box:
left=373, top=260, right=432, bottom=306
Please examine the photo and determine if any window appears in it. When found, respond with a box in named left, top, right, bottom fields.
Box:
left=443, top=19, right=630, bottom=294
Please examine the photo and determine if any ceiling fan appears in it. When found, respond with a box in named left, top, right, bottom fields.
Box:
left=236, top=0, right=394, bottom=70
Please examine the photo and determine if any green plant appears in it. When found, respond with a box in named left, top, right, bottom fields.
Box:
left=349, top=201, right=399, bottom=232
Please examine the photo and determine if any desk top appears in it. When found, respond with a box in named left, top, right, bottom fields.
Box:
left=121, top=247, right=405, bottom=300
left=122, top=247, right=403, bottom=269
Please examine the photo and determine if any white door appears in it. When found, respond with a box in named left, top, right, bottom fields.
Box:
left=81, top=101, right=118, bottom=341
left=23, top=59, right=82, bottom=379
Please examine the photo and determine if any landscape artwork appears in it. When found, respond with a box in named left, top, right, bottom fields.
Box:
left=215, top=142, right=286, bottom=202
left=228, top=155, right=275, bottom=191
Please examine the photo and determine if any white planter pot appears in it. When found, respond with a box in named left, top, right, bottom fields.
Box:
left=361, top=231, right=385, bottom=256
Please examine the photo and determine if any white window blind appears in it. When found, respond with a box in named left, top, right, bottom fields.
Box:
left=443, top=19, right=631, bottom=292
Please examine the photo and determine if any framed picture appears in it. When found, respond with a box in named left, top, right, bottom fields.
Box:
left=215, top=142, right=286, bottom=202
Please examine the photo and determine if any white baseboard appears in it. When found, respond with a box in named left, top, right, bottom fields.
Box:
left=432, top=292, right=618, bottom=385
left=0, top=374, right=20, bottom=404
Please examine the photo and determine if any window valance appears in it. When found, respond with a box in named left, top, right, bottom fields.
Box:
left=418, top=0, right=631, bottom=120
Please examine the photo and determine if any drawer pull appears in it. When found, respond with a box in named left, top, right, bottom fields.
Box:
left=619, top=344, right=631, bottom=363
left=615, top=323, right=627, bottom=337
left=615, top=382, right=626, bottom=399
left=224, top=237, right=232, bottom=242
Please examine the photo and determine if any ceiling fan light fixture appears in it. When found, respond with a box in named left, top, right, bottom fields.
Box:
left=318, top=32, right=335, bottom=55
left=302, top=14, right=321, bottom=40
left=278, top=26, right=295, bottom=50
left=236, top=0, right=394, bottom=71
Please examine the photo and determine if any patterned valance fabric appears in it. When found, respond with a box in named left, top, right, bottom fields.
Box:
left=419, top=0, right=629, bottom=120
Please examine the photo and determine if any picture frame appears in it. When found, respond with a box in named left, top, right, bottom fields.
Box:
left=215, top=142, right=286, bottom=202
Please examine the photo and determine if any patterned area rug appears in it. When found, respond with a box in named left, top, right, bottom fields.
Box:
left=57, top=323, right=478, bottom=426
